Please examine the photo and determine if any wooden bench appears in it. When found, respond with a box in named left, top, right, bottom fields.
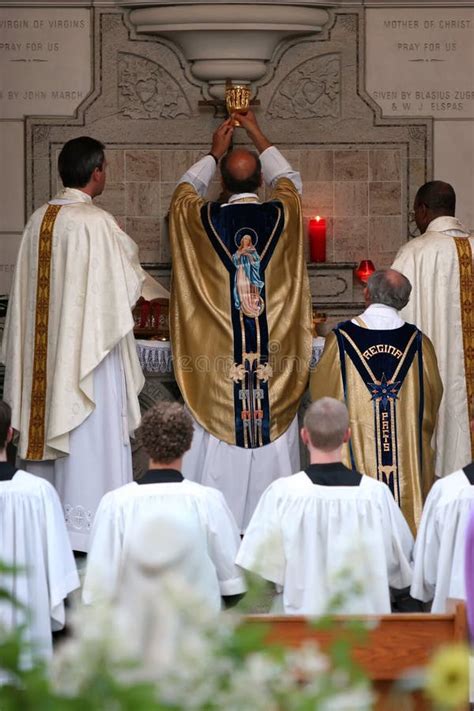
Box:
left=244, top=601, right=468, bottom=710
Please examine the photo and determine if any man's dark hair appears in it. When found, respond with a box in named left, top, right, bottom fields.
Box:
left=220, top=151, right=262, bottom=194
left=415, top=181, right=456, bottom=215
left=58, top=136, right=105, bottom=188
left=0, top=401, right=12, bottom=450
left=140, top=401, right=193, bottom=463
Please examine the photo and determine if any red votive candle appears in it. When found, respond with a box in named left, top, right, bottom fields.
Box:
left=355, top=259, right=376, bottom=284
left=309, top=216, right=327, bottom=263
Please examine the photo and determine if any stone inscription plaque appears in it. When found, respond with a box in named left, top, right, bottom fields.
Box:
left=366, top=8, right=474, bottom=118
left=0, top=9, right=91, bottom=119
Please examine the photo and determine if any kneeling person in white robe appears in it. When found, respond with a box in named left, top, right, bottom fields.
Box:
left=83, top=402, right=246, bottom=611
left=236, top=398, right=414, bottom=615
left=0, top=401, right=79, bottom=668
left=411, top=418, right=474, bottom=612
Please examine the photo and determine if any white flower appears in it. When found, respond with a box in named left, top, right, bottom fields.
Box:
left=51, top=602, right=137, bottom=695
left=215, top=657, right=280, bottom=711
left=286, top=641, right=329, bottom=682
left=320, top=686, right=374, bottom=711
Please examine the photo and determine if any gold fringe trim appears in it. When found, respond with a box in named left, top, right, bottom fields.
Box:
left=454, top=237, right=474, bottom=458
left=26, top=204, right=62, bottom=460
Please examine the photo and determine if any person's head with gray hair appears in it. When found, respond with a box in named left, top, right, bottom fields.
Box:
left=302, top=398, right=350, bottom=457
left=366, top=269, right=412, bottom=312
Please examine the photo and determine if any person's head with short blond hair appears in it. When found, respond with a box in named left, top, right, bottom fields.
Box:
left=302, top=398, right=350, bottom=454
left=140, top=402, right=193, bottom=465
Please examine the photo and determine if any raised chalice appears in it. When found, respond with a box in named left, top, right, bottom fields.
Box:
left=225, top=84, right=251, bottom=126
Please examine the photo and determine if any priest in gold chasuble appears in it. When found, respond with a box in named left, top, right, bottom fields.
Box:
left=311, top=270, right=442, bottom=533
left=169, top=114, right=312, bottom=530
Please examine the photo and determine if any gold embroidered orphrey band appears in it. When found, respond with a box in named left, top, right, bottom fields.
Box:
left=26, top=204, right=62, bottom=460
left=454, top=236, right=474, bottom=458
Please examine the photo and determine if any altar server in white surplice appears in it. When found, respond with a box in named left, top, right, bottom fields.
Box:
left=237, top=398, right=414, bottom=615
left=392, top=181, right=474, bottom=476
left=411, top=421, right=474, bottom=612
left=0, top=402, right=79, bottom=668
left=1, top=137, right=166, bottom=552
left=83, top=402, right=246, bottom=610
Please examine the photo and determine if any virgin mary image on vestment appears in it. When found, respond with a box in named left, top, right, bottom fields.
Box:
left=232, top=229, right=264, bottom=318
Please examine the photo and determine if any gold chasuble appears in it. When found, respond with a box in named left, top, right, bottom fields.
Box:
left=311, top=323, right=443, bottom=533
left=169, top=178, right=312, bottom=447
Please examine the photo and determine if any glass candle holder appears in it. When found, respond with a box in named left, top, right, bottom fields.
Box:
left=355, top=259, right=376, bottom=284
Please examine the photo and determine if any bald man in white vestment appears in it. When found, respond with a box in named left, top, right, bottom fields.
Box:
left=83, top=402, right=245, bottom=608
left=411, top=420, right=474, bottom=612
left=237, top=398, right=414, bottom=615
left=2, top=137, right=166, bottom=552
left=0, top=401, right=79, bottom=668
left=392, top=181, right=474, bottom=476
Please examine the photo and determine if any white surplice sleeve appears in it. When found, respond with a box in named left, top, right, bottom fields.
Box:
left=40, top=479, right=80, bottom=630
left=378, top=484, right=414, bottom=590
left=236, top=483, right=286, bottom=586
left=203, top=489, right=246, bottom=596
left=82, top=493, right=124, bottom=604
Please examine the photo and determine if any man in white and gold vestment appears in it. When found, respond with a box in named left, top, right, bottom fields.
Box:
left=2, top=136, right=164, bottom=551
left=169, top=111, right=312, bottom=531
left=392, top=181, right=474, bottom=476
left=311, top=269, right=442, bottom=533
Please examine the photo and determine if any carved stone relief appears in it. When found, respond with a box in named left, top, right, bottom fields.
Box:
left=408, top=126, right=426, bottom=143
left=310, top=273, right=350, bottom=300
left=338, top=14, right=357, bottom=33
left=33, top=125, right=51, bottom=143
left=118, top=52, right=191, bottom=119
left=267, top=53, right=340, bottom=120
left=25, top=9, right=432, bottom=272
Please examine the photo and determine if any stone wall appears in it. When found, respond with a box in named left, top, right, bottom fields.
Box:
left=365, top=5, right=474, bottom=232
left=4, top=2, right=473, bottom=297
left=25, top=8, right=431, bottom=279
left=50, top=143, right=411, bottom=267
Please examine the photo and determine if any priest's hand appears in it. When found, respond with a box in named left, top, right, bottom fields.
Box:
left=210, top=118, right=234, bottom=161
left=234, top=110, right=272, bottom=153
